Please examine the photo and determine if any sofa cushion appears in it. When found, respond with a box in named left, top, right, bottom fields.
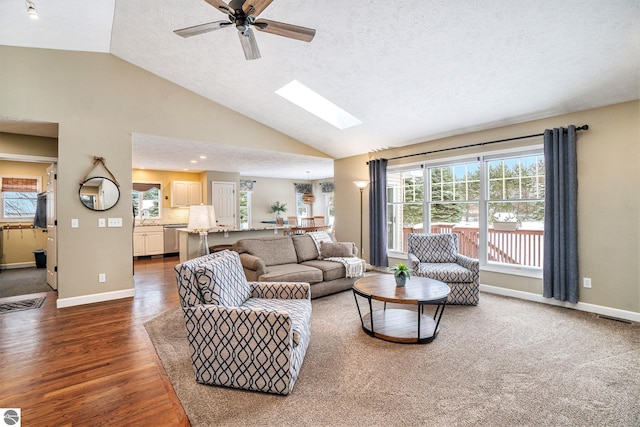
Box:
left=409, top=233, right=459, bottom=263
left=319, top=241, right=354, bottom=259
left=233, top=236, right=298, bottom=266
left=259, top=263, right=324, bottom=284
left=301, top=260, right=346, bottom=282
left=415, top=262, right=474, bottom=283
left=292, top=234, right=320, bottom=262
left=194, top=251, right=251, bottom=306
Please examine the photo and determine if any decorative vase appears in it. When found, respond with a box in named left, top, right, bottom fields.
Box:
left=395, top=274, right=407, bottom=287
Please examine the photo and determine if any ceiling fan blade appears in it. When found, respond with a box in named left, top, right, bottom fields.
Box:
left=204, top=0, right=234, bottom=16
left=254, top=19, right=315, bottom=42
left=242, top=0, right=273, bottom=17
left=238, top=28, right=261, bottom=60
left=174, top=20, right=232, bottom=38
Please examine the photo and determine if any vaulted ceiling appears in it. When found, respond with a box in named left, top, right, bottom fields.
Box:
left=1, top=0, right=639, bottom=179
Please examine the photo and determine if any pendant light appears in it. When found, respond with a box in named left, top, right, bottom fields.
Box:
left=302, top=171, right=315, bottom=205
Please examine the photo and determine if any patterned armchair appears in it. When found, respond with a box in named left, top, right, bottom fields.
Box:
left=407, top=233, right=480, bottom=305
left=174, top=250, right=312, bottom=395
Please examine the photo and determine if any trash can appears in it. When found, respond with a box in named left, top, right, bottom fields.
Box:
left=33, top=250, right=46, bottom=268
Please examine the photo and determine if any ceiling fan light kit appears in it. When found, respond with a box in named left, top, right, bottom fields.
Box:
left=174, top=0, right=316, bottom=60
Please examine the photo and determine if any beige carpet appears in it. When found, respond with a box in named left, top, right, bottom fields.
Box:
left=144, top=291, right=640, bottom=426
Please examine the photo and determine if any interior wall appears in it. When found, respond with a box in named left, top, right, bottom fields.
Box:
left=335, top=100, right=640, bottom=314
left=0, top=45, right=327, bottom=305
left=245, top=176, right=299, bottom=224
left=0, top=132, right=58, bottom=158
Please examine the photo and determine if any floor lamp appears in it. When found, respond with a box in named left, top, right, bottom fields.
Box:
left=353, top=181, right=369, bottom=256
left=188, top=205, right=216, bottom=256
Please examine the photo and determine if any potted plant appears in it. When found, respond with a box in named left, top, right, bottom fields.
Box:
left=491, top=212, right=520, bottom=231
left=388, top=263, right=412, bottom=287
left=270, top=201, right=288, bottom=219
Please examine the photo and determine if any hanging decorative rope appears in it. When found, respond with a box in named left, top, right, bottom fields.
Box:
left=80, top=156, right=120, bottom=187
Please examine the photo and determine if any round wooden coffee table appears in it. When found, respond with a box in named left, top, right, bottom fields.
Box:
left=352, top=274, right=450, bottom=344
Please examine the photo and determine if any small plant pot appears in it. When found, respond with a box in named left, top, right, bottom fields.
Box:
left=395, top=274, right=408, bottom=287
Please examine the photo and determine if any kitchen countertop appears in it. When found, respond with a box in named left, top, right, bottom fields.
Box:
left=177, top=225, right=283, bottom=234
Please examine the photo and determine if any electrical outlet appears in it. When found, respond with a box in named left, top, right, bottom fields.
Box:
left=583, top=277, right=592, bottom=288
left=99, top=273, right=106, bottom=283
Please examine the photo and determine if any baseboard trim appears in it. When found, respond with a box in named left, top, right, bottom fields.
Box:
left=0, top=262, right=37, bottom=269
left=480, top=284, right=640, bottom=323
left=56, top=288, right=135, bottom=309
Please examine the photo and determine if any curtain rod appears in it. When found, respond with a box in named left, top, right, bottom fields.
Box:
left=376, top=124, right=589, bottom=163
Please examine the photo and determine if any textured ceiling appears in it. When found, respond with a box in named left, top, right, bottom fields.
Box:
left=1, top=1, right=639, bottom=180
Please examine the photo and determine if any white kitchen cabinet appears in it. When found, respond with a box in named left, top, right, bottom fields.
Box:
left=133, top=225, right=164, bottom=256
left=171, top=181, right=202, bottom=207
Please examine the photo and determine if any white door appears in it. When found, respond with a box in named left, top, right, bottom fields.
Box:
left=212, top=182, right=236, bottom=227
left=46, top=163, right=57, bottom=290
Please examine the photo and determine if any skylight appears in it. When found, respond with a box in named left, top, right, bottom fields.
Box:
left=275, top=80, right=362, bottom=130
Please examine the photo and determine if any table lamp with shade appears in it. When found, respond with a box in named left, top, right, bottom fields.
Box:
left=188, top=205, right=216, bottom=256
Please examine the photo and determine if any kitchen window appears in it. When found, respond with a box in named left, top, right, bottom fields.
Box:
left=133, top=182, right=161, bottom=220
left=1, top=176, right=41, bottom=219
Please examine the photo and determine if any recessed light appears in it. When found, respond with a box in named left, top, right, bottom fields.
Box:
left=190, top=160, right=197, bottom=164
left=199, top=155, right=207, bottom=159
left=275, top=80, right=362, bottom=130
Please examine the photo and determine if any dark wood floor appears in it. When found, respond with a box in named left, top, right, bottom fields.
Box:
left=0, top=256, right=190, bottom=426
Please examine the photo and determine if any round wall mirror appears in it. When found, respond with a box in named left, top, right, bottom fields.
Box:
left=79, top=177, right=120, bottom=211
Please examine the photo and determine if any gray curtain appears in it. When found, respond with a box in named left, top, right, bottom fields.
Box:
left=543, top=126, right=579, bottom=303
left=368, top=159, right=388, bottom=267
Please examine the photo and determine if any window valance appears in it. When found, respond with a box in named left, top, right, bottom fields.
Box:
left=133, top=183, right=161, bottom=192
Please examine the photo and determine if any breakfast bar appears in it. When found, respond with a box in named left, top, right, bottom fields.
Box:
left=177, top=225, right=284, bottom=262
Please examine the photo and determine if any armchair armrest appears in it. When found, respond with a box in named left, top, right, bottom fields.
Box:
left=407, top=253, right=420, bottom=270
left=250, top=282, right=311, bottom=300
left=456, top=254, right=480, bottom=277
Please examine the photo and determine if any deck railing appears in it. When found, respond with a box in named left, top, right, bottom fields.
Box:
left=402, top=223, right=544, bottom=268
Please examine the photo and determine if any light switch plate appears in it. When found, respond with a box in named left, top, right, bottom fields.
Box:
left=98, top=218, right=106, bottom=228
left=108, top=218, right=123, bottom=227
left=71, top=218, right=79, bottom=228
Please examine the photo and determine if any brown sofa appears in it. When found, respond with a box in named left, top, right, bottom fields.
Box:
left=232, top=234, right=360, bottom=299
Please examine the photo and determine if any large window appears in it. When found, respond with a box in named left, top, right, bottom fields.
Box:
left=387, top=169, right=424, bottom=253
left=295, top=192, right=310, bottom=218
left=387, top=149, right=545, bottom=273
left=485, top=153, right=545, bottom=268
left=132, top=183, right=161, bottom=219
left=1, top=176, right=41, bottom=219
left=239, top=190, right=251, bottom=229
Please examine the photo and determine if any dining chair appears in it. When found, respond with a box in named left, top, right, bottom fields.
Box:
left=300, top=217, right=315, bottom=228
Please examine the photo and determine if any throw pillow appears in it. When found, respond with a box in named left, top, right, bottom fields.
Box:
left=194, top=251, right=251, bottom=306
left=320, top=241, right=354, bottom=259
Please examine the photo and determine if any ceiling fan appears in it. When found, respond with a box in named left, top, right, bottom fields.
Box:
left=174, top=0, right=316, bottom=60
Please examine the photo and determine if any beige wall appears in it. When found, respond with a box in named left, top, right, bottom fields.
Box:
left=0, top=132, right=58, bottom=158
left=0, top=45, right=328, bottom=304
left=335, top=100, right=640, bottom=314
left=244, top=176, right=300, bottom=224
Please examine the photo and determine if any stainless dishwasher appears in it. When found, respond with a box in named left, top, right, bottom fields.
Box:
left=163, top=224, right=186, bottom=255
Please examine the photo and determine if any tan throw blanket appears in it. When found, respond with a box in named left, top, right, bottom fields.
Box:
left=324, top=257, right=366, bottom=278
